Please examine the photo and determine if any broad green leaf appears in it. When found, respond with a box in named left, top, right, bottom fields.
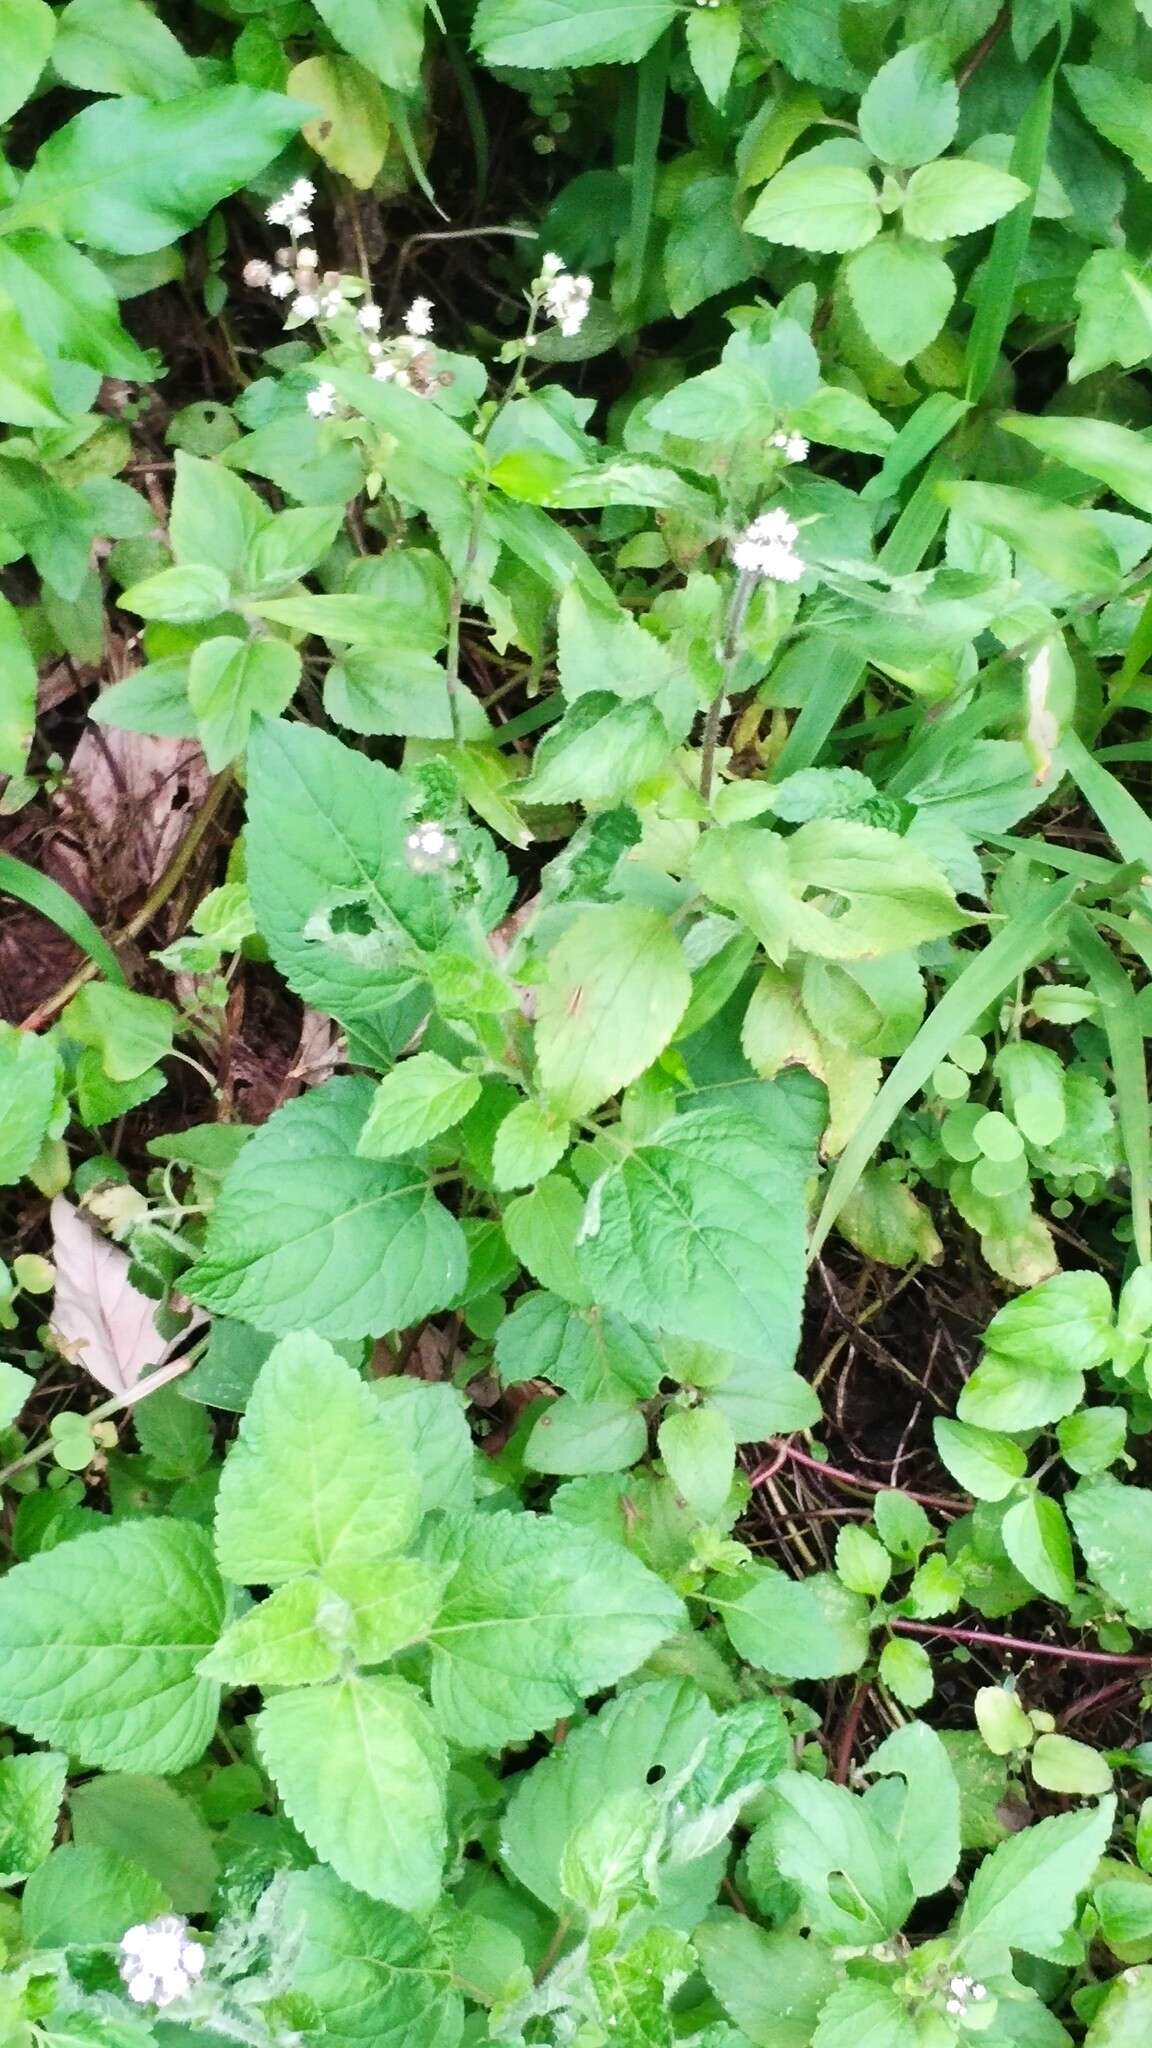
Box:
left=503, top=1176, right=592, bottom=1305
left=501, top=1679, right=715, bottom=1913
left=52, top=0, right=199, bottom=99
left=557, top=583, right=674, bottom=701
left=959, top=1272, right=1114, bottom=1430
left=1085, top=1965, right=1152, bottom=2046
left=845, top=236, right=955, bottom=364
left=0, top=1520, right=224, bottom=1773
left=0, top=1361, right=33, bottom=1431
left=658, top=1405, right=736, bottom=1520
left=812, top=1983, right=920, bottom=2048
left=423, top=1508, right=685, bottom=1748
left=868, top=1721, right=959, bottom=1893
left=535, top=905, right=690, bottom=1119
left=715, top=1566, right=870, bottom=1681
left=1001, top=1494, right=1075, bottom=1604
left=663, top=172, right=759, bottom=317
left=118, top=563, right=232, bottom=623
left=685, top=4, right=740, bottom=108
left=933, top=1418, right=1027, bottom=1501
left=213, top=1331, right=419, bottom=1584
left=1001, top=412, right=1152, bottom=520
left=0, top=0, right=55, bottom=124
left=244, top=718, right=452, bottom=1022
left=496, top=1289, right=664, bottom=1402
left=763, top=1773, right=914, bottom=1942
left=525, top=1395, right=648, bottom=1476
left=522, top=694, right=672, bottom=802
left=0, top=1751, right=66, bottom=1886
left=1031, top=1734, right=1112, bottom=1797
left=472, top=0, right=680, bottom=68
left=187, top=1078, right=467, bottom=1339
left=1066, top=65, right=1152, bottom=179
left=258, top=1674, right=448, bottom=1912
left=491, top=1100, right=570, bottom=1190
left=61, top=983, right=174, bottom=1082
left=902, top=157, right=1027, bottom=238
left=0, top=232, right=150, bottom=381
left=696, top=1916, right=836, bottom=2048
left=357, top=1052, right=481, bottom=1159
left=1070, top=250, right=1152, bottom=383
left=374, top=1379, right=475, bottom=1515
left=835, top=1525, right=891, bottom=1598
left=21, top=1843, right=169, bottom=1948
left=202, top=1560, right=451, bottom=1687
left=312, top=0, right=426, bottom=92
left=277, top=1866, right=464, bottom=2048
left=0, top=294, right=61, bottom=428
left=188, top=636, right=300, bottom=770
left=576, top=1098, right=816, bottom=1358
left=746, top=161, right=882, bottom=253
left=938, top=481, right=1121, bottom=595
left=0, top=1019, right=57, bottom=1187
left=1067, top=1475, right=1152, bottom=1628
left=951, top=1797, right=1115, bottom=1978
left=5, top=89, right=303, bottom=253
left=70, top=1774, right=218, bottom=1915
left=857, top=40, right=958, bottom=167
left=168, top=452, right=269, bottom=579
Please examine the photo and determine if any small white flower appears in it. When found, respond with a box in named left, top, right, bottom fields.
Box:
left=373, top=359, right=397, bottom=381
left=367, top=340, right=384, bottom=358
left=242, top=259, right=272, bottom=289
left=268, top=271, right=294, bottom=300
left=730, top=507, right=805, bottom=583
left=405, top=822, right=459, bottom=874
left=949, top=1978, right=970, bottom=1998
left=405, top=296, right=435, bottom=337
left=971, top=1985, right=988, bottom=2004
left=119, top=1916, right=206, bottom=2010
left=319, top=289, right=344, bottom=317
left=295, top=246, right=319, bottom=272
left=306, top=381, right=337, bottom=418
left=293, top=292, right=319, bottom=321
left=945, top=1999, right=964, bottom=2018
left=289, top=213, right=314, bottom=238
left=540, top=251, right=565, bottom=281
left=290, top=177, right=316, bottom=210
left=772, top=430, right=809, bottom=464
left=541, top=265, right=592, bottom=338
left=358, top=302, right=383, bottom=332
left=265, top=194, right=293, bottom=227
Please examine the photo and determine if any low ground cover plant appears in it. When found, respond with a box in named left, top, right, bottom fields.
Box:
left=4, top=1, right=1152, bottom=2043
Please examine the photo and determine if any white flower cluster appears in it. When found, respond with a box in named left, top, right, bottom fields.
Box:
left=730, top=507, right=805, bottom=582
left=945, top=1974, right=989, bottom=2020
left=695, top=1, right=722, bottom=9
left=405, top=821, right=460, bottom=875
left=772, top=429, right=809, bottom=464
left=265, top=175, right=315, bottom=238
left=538, top=252, right=593, bottom=338
left=119, top=1916, right=206, bottom=2009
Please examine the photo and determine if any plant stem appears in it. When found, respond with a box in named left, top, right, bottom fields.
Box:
left=0, top=1345, right=205, bottom=1490
left=749, top=1441, right=965, bottom=1513
left=834, top=1681, right=870, bottom=1784
left=700, top=568, right=756, bottom=803
left=889, top=1618, right=1152, bottom=1670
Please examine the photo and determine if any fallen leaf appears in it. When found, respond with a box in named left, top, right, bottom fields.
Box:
left=49, top=1197, right=180, bottom=1394
left=63, top=728, right=209, bottom=889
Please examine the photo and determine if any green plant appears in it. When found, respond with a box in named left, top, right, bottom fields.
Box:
left=6, top=1, right=1152, bottom=2043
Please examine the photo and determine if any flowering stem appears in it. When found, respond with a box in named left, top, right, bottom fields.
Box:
left=699, top=567, right=757, bottom=803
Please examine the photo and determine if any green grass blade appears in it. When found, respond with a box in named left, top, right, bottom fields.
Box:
left=964, top=25, right=1067, bottom=401
left=1069, top=911, right=1152, bottom=1265
left=0, top=853, right=126, bottom=988
left=1063, top=730, right=1152, bottom=878
left=617, top=34, right=669, bottom=318
left=809, top=877, right=1079, bottom=1258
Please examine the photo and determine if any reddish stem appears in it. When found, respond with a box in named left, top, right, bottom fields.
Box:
left=1058, top=1676, right=1142, bottom=1728
left=891, top=1618, right=1152, bottom=1670
left=834, top=1682, right=869, bottom=1785
left=749, top=1441, right=965, bottom=1513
